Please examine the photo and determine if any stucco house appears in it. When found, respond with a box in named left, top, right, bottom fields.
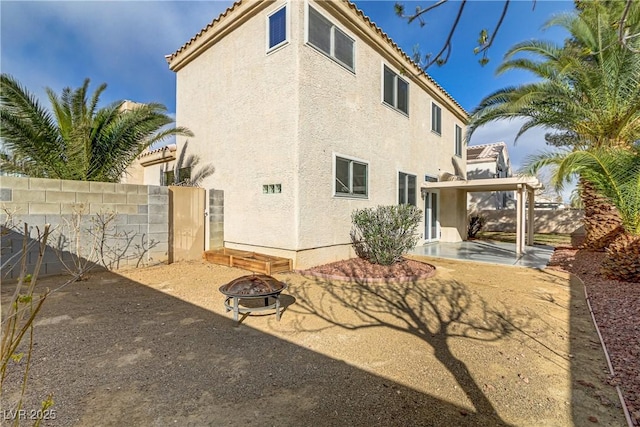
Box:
left=122, top=144, right=177, bottom=186
left=163, top=0, right=472, bottom=268
left=466, top=142, right=515, bottom=211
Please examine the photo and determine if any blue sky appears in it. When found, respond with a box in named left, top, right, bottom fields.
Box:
left=1, top=0, right=575, bottom=193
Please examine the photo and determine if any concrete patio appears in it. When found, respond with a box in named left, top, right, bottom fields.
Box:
left=410, top=240, right=555, bottom=269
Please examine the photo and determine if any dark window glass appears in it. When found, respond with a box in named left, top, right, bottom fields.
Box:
left=408, top=174, right=416, bottom=206
left=308, top=6, right=354, bottom=71
left=399, top=172, right=416, bottom=206
left=383, top=66, right=409, bottom=115
left=383, top=67, right=395, bottom=106
left=335, top=157, right=367, bottom=197
left=398, top=172, right=406, bottom=204
left=269, top=7, right=287, bottom=49
left=163, top=167, right=191, bottom=186
left=309, top=7, right=331, bottom=55
left=455, top=124, right=462, bottom=156
left=432, top=103, right=442, bottom=134
left=397, top=78, right=409, bottom=114
left=163, top=170, right=173, bottom=186
left=352, top=162, right=367, bottom=196
left=334, top=28, right=354, bottom=69
left=335, top=157, right=350, bottom=194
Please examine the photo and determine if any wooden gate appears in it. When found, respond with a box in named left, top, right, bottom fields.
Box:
left=168, top=186, right=205, bottom=263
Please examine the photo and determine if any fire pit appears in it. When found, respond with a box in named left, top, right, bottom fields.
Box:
left=219, top=274, right=287, bottom=322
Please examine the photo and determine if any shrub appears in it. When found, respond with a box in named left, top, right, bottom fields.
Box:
left=467, top=215, right=486, bottom=239
left=350, top=205, right=422, bottom=265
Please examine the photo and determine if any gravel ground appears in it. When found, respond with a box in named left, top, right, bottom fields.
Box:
left=549, top=247, right=640, bottom=426
left=1, top=256, right=627, bottom=426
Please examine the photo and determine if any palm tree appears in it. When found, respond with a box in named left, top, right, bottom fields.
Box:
left=468, top=1, right=640, bottom=250
left=528, top=147, right=640, bottom=282
left=0, top=74, right=193, bottom=182
left=165, top=140, right=215, bottom=187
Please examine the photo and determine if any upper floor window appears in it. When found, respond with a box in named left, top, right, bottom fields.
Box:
left=455, top=124, right=463, bottom=157
left=398, top=172, right=416, bottom=206
left=383, top=66, right=409, bottom=115
left=308, top=6, right=354, bottom=70
left=431, top=103, right=442, bottom=134
left=268, top=6, right=287, bottom=51
left=335, top=155, right=368, bottom=197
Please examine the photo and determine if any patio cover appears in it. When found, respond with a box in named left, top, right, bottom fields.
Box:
left=421, top=176, right=542, bottom=256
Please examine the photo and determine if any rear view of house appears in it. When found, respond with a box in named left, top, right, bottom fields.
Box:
left=166, top=0, right=469, bottom=268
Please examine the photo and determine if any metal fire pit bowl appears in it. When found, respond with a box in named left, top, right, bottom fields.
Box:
left=219, top=274, right=287, bottom=322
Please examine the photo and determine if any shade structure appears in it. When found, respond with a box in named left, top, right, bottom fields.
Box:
left=421, top=176, right=542, bottom=256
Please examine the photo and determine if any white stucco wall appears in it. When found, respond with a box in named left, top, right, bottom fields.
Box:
left=170, top=0, right=468, bottom=267
left=174, top=0, right=300, bottom=251
left=296, top=0, right=467, bottom=254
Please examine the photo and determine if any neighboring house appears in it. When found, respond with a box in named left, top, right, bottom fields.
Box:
left=466, top=142, right=515, bottom=211
left=122, top=144, right=177, bottom=186
left=165, top=0, right=469, bottom=268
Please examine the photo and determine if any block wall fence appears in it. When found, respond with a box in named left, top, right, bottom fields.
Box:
left=477, top=209, right=584, bottom=234
left=0, top=176, right=169, bottom=278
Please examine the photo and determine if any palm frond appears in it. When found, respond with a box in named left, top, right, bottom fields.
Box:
left=1, top=73, right=194, bottom=182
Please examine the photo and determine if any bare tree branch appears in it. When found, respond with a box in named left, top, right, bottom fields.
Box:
left=395, top=0, right=449, bottom=26
left=424, top=0, right=467, bottom=68
left=396, top=0, right=532, bottom=69
left=475, top=1, right=511, bottom=66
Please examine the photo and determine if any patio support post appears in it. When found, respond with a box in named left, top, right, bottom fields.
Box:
left=527, top=188, right=535, bottom=245
left=516, top=184, right=525, bottom=256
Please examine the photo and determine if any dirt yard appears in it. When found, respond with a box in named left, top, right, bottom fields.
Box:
left=2, top=256, right=626, bottom=426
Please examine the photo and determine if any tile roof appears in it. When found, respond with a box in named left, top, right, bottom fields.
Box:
left=166, top=0, right=467, bottom=117
left=467, top=142, right=507, bottom=161
left=138, top=143, right=176, bottom=159
left=165, top=1, right=242, bottom=63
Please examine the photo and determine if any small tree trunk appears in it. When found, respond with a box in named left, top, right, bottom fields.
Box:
left=601, top=233, right=640, bottom=282
left=579, top=178, right=623, bottom=250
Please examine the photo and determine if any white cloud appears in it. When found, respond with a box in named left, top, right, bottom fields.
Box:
left=1, top=1, right=233, bottom=109
left=470, top=119, right=576, bottom=202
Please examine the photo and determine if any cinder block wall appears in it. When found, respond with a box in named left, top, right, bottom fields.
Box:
left=477, top=209, right=584, bottom=234
left=0, top=176, right=169, bottom=278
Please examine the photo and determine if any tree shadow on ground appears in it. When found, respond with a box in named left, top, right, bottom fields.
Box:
left=291, top=261, right=533, bottom=427
left=0, top=269, right=521, bottom=427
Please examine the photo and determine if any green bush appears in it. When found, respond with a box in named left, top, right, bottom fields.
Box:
left=350, top=205, right=422, bottom=265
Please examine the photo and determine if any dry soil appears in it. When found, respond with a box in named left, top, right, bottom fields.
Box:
left=1, top=256, right=626, bottom=426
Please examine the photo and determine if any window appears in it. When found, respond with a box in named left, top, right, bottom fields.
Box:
left=308, top=6, right=354, bottom=70
left=398, top=172, right=416, bottom=206
left=455, top=124, right=462, bottom=157
left=335, top=156, right=368, bottom=197
left=383, top=66, right=409, bottom=115
left=268, top=6, right=287, bottom=50
left=163, top=167, right=191, bottom=186
left=431, top=103, right=442, bottom=134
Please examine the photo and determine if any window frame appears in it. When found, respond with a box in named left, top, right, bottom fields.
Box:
left=431, top=102, right=442, bottom=135
left=382, top=65, right=409, bottom=116
left=398, top=171, right=417, bottom=206
left=333, top=153, right=369, bottom=198
left=266, top=4, right=289, bottom=53
left=163, top=167, right=191, bottom=186
left=306, top=4, right=355, bottom=72
left=454, top=124, right=463, bottom=157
